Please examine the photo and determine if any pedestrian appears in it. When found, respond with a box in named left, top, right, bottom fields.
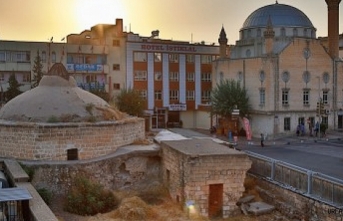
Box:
left=314, top=121, right=319, bottom=137
left=260, top=133, right=264, bottom=147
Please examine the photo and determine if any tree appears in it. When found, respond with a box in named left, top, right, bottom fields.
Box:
left=31, top=50, right=44, bottom=88
left=115, top=88, right=145, bottom=117
left=6, top=73, right=22, bottom=101
left=211, top=79, right=250, bottom=118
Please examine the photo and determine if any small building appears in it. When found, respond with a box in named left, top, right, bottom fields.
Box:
left=160, top=138, right=251, bottom=218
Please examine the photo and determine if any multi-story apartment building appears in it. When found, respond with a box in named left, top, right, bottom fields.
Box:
left=0, top=19, right=219, bottom=129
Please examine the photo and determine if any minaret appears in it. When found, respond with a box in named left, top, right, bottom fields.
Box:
left=325, top=0, right=341, bottom=59
left=264, top=16, right=275, bottom=55
left=218, top=26, right=228, bottom=58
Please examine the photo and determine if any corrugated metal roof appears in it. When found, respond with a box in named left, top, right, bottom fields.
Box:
left=0, top=187, right=32, bottom=202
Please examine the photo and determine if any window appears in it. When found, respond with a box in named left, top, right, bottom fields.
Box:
left=170, top=72, right=179, bottom=81
left=170, top=90, right=179, bottom=100
left=293, top=28, right=298, bottom=37
left=201, top=55, right=213, bottom=64
left=304, top=28, right=308, bottom=37
left=0, top=51, right=5, bottom=62
left=201, top=90, right=211, bottom=101
left=154, top=53, right=161, bottom=62
left=303, top=89, right=310, bottom=105
left=0, top=73, right=4, bottom=81
left=259, top=88, right=265, bottom=106
left=140, top=90, right=147, bottom=99
left=113, top=40, right=120, bottom=46
left=323, top=90, right=328, bottom=105
left=134, top=52, right=147, bottom=62
left=169, top=54, right=178, bottom=63
left=282, top=89, right=289, bottom=106
left=113, top=64, right=120, bottom=70
left=67, top=149, right=78, bottom=160
left=42, top=51, right=46, bottom=62
left=257, top=29, right=261, bottom=37
left=186, top=90, right=194, bottom=100
left=186, top=72, right=194, bottom=82
left=281, top=28, right=286, bottom=37
left=134, top=71, right=147, bottom=81
left=155, top=90, right=162, bottom=100
left=219, top=72, right=224, bottom=82
left=154, top=72, right=162, bottom=81
left=13, top=51, right=30, bottom=63
left=51, top=51, right=56, bottom=63
left=284, top=117, right=291, bottom=131
left=113, top=83, right=120, bottom=90
left=22, top=73, right=30, bottom=83
left=186, top=54, right=194, bottom=63
left=201, top=72, right=211, bottom=82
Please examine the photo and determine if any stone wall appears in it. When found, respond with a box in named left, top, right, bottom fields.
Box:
left=0, top=118, right=145, bottom=160
left=253, top=174, right=343, bottom=221
left=24, top=147, right=161, bottom=195
left=161, top=142, right=251, bottom=218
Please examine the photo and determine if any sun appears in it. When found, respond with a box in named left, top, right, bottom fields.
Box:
left=74, top=0, right=126, bottom=30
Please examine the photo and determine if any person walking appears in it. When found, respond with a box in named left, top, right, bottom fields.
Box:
left=260, top=133, right=264, bottom=147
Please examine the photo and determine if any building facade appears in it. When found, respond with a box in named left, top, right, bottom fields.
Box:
left=213, top=1, right=343, bottom=137
left=0, top=19, right=219, bottom=129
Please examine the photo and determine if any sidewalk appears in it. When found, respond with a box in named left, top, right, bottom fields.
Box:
left=192, top=128, right=342, bottom=146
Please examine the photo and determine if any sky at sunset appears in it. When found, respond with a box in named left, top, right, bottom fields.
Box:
left=0, top=0, right=342, bottom=44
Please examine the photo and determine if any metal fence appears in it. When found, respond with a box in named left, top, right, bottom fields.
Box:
left=245, top=150, right=343, bottom=208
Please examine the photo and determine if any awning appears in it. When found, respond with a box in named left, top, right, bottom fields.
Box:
left=0, top=187, right=32, bottom=202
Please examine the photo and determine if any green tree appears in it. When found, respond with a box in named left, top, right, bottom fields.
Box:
left=211, top=79, right=250, bottom=118
left=5, top=73, right=22, bottom=101
left=31, top=50, right=44, bottom=88
left=115, top=88, right=145, bottom=117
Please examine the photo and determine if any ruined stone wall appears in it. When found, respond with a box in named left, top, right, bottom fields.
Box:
left=0, top=118, right=145, bottom=160
left=161, top=143, right=252, bottom=218
left=253, top=175, right=342, bottom=221
left=24, top=149, right=161, bottom=195
left=184, top=155, right=251, bottom=218
left=160, top=143, right=183, bottom=202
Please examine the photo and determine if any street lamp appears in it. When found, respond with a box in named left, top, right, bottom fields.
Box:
left=316, top=76, right=321, bottom=139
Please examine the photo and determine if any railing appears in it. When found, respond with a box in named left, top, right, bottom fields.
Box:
left=245, top=150, right=343, bottom=208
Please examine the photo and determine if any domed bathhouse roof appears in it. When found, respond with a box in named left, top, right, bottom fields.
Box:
left=0, top=63, right=110, bottom=122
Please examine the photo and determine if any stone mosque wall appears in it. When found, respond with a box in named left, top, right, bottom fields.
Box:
left=0, top=118, right=145, bottom=161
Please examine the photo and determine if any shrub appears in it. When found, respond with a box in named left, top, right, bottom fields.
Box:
left=64, top=175, right=118, bottom=216
left=37, top=188, right=53, bottom=205
left=19, top=163, right=35, bottom=182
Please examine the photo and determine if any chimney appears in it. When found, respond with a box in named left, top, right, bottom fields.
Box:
left=325, top=0, right=341, bottom=59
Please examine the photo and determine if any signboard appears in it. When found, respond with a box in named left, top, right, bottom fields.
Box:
left=243, top=117, right=252, bottom=141
left=67, top=64, right=104, bottom=72
left=169, top=103, right=187, bottom=111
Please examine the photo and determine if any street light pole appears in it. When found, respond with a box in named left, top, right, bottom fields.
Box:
left=317, top=76, right=321, bottom=139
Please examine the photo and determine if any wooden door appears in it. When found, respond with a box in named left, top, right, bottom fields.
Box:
left=208, top=184, right=223, bottom=218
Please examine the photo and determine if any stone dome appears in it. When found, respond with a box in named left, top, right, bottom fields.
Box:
left=242, top=3, right=314, bottom=29
left=0, top=63, right=109, bottom=122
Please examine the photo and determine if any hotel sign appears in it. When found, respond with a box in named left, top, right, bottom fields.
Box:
left=141, top=44, right=197, bottom=52
left=169, top=103, right=187, bottom=111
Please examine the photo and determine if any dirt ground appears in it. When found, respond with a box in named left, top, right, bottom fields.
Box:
left=49, top=195, right=291, bottom=221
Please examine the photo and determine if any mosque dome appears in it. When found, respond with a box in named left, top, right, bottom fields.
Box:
left=242, top=3, right=314, bottom=29
left=0, top=63, right=109, bottom=122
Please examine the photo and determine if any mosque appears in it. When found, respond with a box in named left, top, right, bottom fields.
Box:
left=213, top=0, right=343, bottom=137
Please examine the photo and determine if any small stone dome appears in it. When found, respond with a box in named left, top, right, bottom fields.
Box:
left=0, top=63, right=109, bottom=122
